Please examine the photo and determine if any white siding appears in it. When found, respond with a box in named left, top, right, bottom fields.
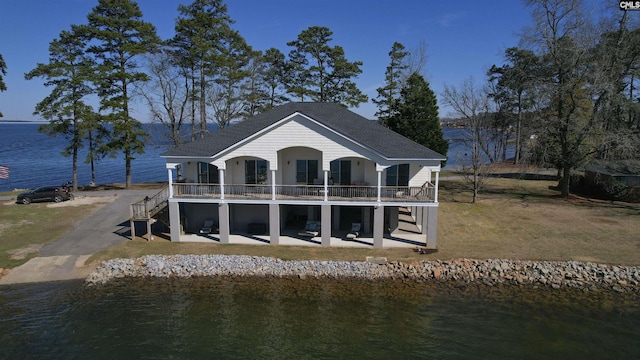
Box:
left=279, top=147, right=322, bottom=184
left=213, top=116, right=384, bottom=170
left=409, top=165, right=430, bottom=187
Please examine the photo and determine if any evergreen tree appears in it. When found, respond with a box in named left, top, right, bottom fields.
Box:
left=241, top=49, right=270, bottom=117
left=83, top=0, right=160, bottom=189
left=261, top=48, right=289, bottom=109
left=374, top=42, right=408, bottom=125
left=388, top=72, right=448, bottom=159
left=24, top=27, right=99, bottom=191
left=173, top=0, right=234, bottom=138
left=210, top=30, right=252, bottom=128
left=0, top=53, right=6, bottom=117
left=487, top=47, right=540, bottom=164
left=286, top=26, right=367, bottom=107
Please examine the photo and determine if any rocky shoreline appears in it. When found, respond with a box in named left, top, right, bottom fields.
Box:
left=86, top=255, right=640, bottom=292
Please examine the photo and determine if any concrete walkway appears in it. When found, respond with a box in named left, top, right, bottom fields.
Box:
left=0, top=189, right=158, bottom=285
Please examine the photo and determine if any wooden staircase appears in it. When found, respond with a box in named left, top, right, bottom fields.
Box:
left=130, top=186, right=169, bottom=241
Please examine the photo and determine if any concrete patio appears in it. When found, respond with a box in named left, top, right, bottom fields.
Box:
left=176, top=230, right=427, bottom=248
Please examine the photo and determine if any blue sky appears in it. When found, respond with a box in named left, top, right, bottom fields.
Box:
left=0, top=0, right=536, bottom=121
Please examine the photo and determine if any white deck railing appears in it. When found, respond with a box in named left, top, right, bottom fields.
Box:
left=172, top=183, right=436, bottom=203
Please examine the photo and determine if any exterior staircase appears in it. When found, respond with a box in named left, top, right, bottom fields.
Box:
left=396, top=206, right=421, bottom=234
left=130, top=186, right=169, bottom=240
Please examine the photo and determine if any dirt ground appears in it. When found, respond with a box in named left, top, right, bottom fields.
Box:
left=46, top=195, right=116, bottom=208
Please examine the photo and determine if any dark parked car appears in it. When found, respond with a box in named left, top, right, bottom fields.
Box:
left=16, top=186, right=71, bottom=204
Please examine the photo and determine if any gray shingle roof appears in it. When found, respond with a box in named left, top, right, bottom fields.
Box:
left=161, top=102, right=446, bottom=160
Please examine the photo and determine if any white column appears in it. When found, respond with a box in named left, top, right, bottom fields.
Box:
left=167, top=168, right=174, bottom=198
left=373, top=205, right=384, bottom=248
left=321, top=205, right=331, bottom=247
left=271, top=169, right=276, bottom=200
left=269, top=203, right=279, bottom=245
left=426, top=207, right=438, bottom=249
left=323, top=170, right=329, bottom=201
left=434, top=171, right=439, bottom=203
left=219, top=203, right=230, bottom=244
left=376, top=170, right=382, bottom=202
left=169, top=201, right=181, bottom=242
left=219, top=168, right=225, bottom=200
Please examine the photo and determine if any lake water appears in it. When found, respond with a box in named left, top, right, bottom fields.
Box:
left=1, top=278, right=638, bottom=359
left=0, top=123, right=174, bottom=192
left=0, top=123, right=472, bottom=192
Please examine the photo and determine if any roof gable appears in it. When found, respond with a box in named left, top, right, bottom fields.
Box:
left=161, top=102, right=446, bottom=161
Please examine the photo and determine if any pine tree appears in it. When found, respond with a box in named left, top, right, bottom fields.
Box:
left=0, top=53, right=7, bottom=117
left=173, top=0, right=234, bottom=138
left=25, top=27, right=99, bottom=191
left=388, top=72, right=448, bottom=159
left=210, top=30, right=252, bottom=128
left=261, top=48, right=289, bottom=109
left=286, top=26, right=367, bottom=107
left=374, top=42, right=408, bottom=125
left=83, top=0, right=160, bottom=189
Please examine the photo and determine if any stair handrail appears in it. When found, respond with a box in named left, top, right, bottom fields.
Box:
left=131, top=186, right=169, bottom=219
left=414, top=180, right=435, bottom=200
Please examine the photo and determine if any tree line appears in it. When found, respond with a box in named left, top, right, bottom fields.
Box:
left=22, top=0, right=388, bottom=189
left=442, top=0, right=640, bottom=200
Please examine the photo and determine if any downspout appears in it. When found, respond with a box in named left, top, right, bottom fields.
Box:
left=434, top=171, right=439, bottom=203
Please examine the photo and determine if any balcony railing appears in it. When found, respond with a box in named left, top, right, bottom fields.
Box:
left=173, top=183, right=435, bottom=203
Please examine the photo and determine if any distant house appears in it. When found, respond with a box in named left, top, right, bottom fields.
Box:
left=584, top=160, right=640, bottom=202
left=584, top=160, right=640, bottom=187
left=160, top=102, right=446, bottom=248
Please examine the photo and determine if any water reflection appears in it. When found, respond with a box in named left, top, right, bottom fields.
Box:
left=0, top=278, right=638, bottom=359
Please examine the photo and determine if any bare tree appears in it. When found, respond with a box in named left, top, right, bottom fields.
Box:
left=139, top=50, right=191, bottom=148
left=521, top=0, right=600, bottom=197
left=208, top=85, right=245, bottom=129
left=404, top=40, right=428, bottom=80
left=442, top=77, right=494, bottom=203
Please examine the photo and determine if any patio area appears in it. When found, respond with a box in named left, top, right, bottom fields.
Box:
left=177, top=230, right=427, bottom=248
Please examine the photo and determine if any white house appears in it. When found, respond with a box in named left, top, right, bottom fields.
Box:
left=161, top=102, right=446, bottom=248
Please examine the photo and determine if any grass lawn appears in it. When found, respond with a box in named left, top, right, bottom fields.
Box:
left=2, top=173, right=640, bottom=269
left=435, top=177, right=640, bottom=265
left=0, top=199, right=108, bottom=269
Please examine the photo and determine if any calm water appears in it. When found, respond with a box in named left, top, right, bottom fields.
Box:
left=0, top=123, right=181, bottom=192
left=0, top=123, right=471, bottom=192
left=1, top=278, right=638, bottom=359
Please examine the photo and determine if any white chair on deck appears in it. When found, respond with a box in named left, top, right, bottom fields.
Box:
left=346, top=223, right=361, bottom=239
